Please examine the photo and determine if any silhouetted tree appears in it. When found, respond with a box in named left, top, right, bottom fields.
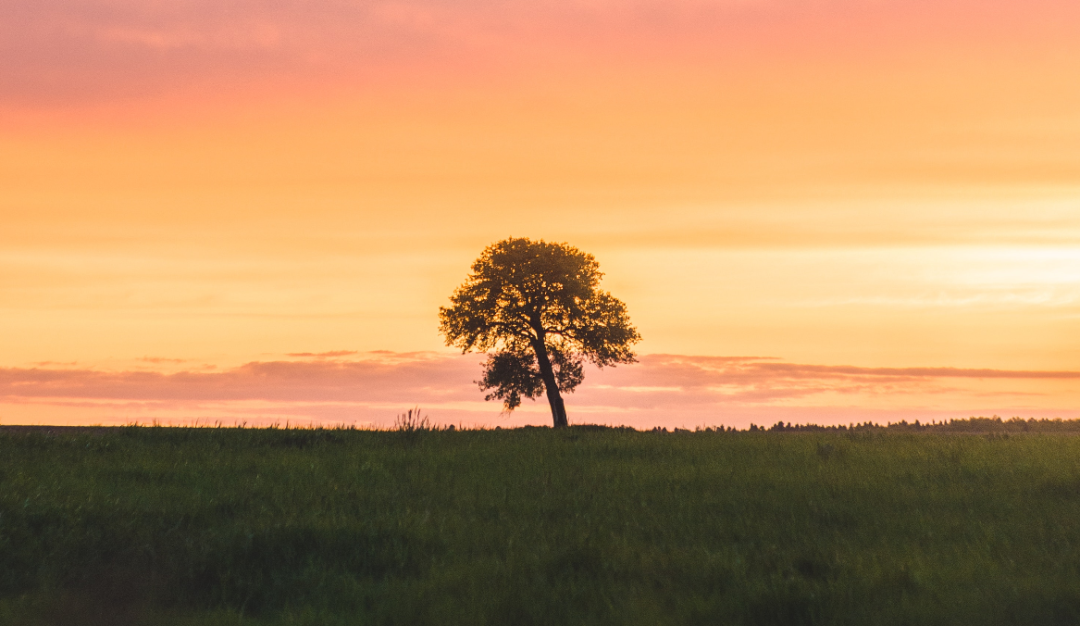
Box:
left=439, top=237, right=640, bottom=428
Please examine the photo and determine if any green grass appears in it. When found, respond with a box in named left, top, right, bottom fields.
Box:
left=2, top=425, right=1080, bottom=625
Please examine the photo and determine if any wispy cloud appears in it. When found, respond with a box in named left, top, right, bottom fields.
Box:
left=285, top=350, right=359, bottom=358
left=2, top=352, right=1076, bottom=428
left=662, top=356, right=1080, bottom=381
left=0, top=352, right=480, bottom=403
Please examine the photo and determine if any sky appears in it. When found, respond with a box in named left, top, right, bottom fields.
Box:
left=2, top=0, right=1078, bottom=428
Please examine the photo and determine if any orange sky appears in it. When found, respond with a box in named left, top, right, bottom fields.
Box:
left=2, top=0, right=1078, bottom=427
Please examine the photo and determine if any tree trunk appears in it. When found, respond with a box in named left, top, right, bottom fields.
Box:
left=532, top=339, right=569, bottom=428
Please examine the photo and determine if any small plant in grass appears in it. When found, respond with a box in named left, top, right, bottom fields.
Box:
left=393, top=407, right=431, bottom=433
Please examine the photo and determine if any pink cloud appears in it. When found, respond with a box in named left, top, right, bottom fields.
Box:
left=3, top=0, right=1070, bottom=106
left=1, top=352, right=1077, bottom=429
left=0, top=352, right=482, bottom=403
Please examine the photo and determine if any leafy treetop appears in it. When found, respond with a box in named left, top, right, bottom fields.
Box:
left=439, top=237, right=640, bottom=427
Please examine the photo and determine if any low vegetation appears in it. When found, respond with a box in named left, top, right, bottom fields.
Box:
left=2, top=419, right=1080, bottom=625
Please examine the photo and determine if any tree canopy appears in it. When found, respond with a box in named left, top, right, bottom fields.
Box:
left=439, top=237, right=640, bottom=427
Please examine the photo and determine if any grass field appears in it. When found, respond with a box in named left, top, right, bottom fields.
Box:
left=2, top=423, right=1080, bottom=625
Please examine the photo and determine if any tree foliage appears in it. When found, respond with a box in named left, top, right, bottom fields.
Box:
left=439, top=237, right=640, bottom=427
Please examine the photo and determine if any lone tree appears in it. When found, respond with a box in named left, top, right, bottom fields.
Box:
left=439, top=237, right=640, bottom=428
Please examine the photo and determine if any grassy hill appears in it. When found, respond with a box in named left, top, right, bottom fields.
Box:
left=2, top=423, right=1079, bottom=625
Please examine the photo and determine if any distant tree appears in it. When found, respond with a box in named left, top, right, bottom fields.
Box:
left=439, top=237, right=640, bottom=428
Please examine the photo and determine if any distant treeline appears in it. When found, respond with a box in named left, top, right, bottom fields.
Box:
left=4, top=416, right=1078, bottom=436
left=669, top=416, right=1080, bottom=434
